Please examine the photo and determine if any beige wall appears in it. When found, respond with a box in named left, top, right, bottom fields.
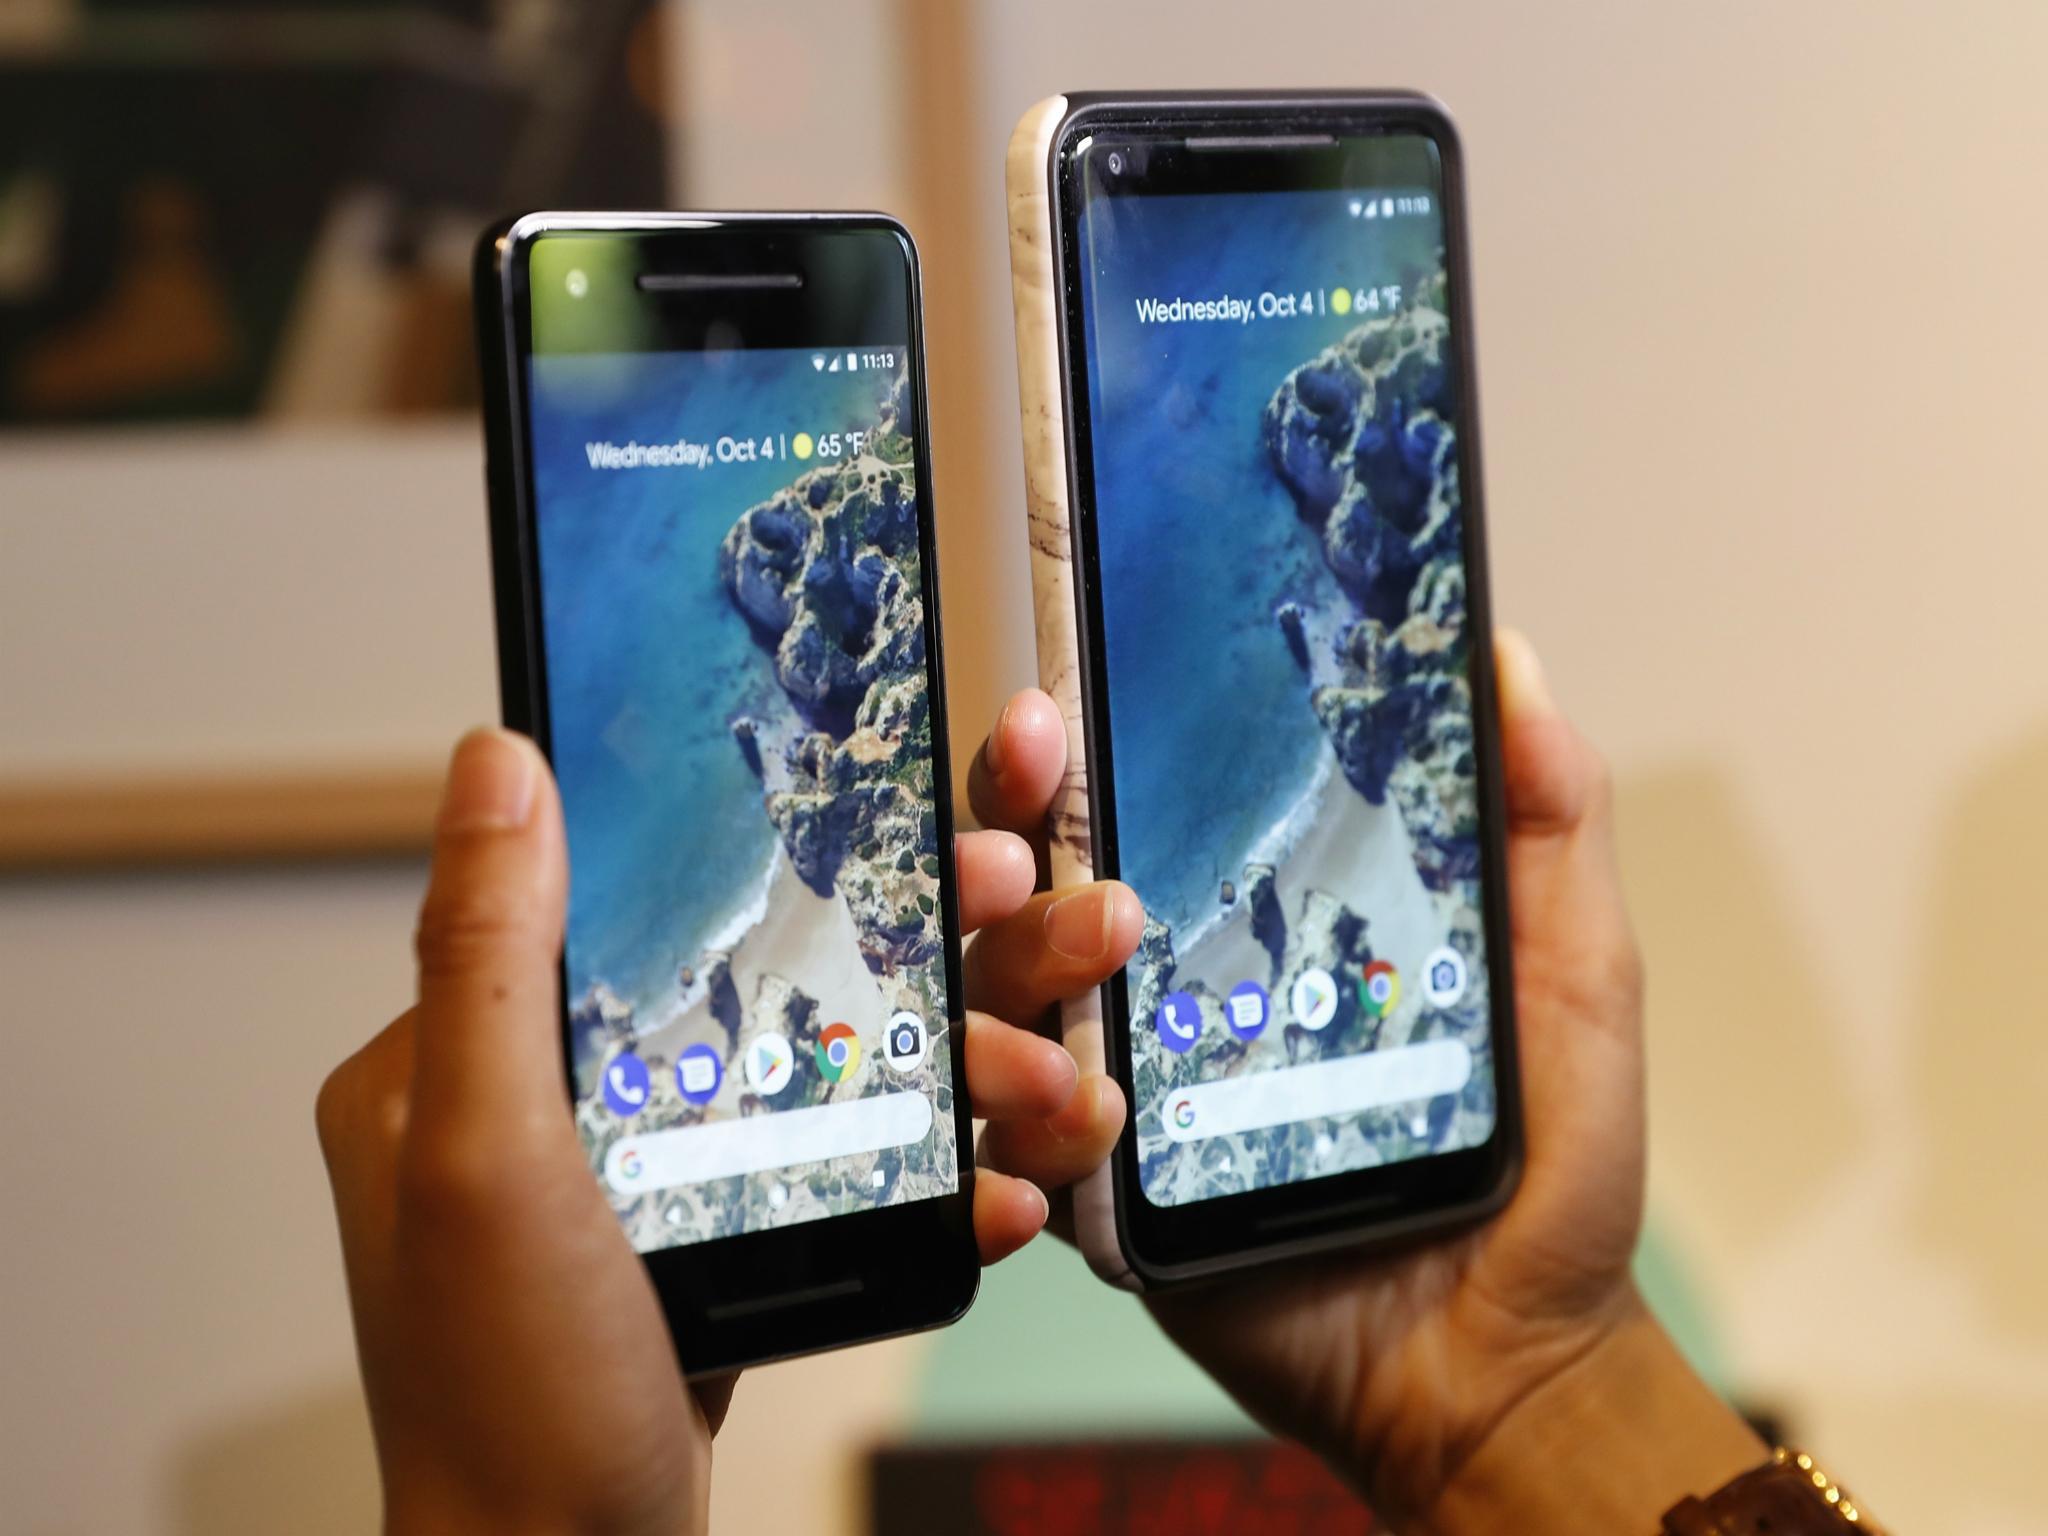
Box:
left=4, top=2, right=2044, bottom=1531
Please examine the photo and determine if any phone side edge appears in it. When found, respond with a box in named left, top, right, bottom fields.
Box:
left=473, top=217, right=544, bottom=737
left=1005, top=96, right=1144, bottom=1293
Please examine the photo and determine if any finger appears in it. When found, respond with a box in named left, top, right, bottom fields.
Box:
left=1494, top=628, right=1605, bottom=838
left=977, top=1074, right=1126, bottom=1192
left=954, top=829, right=1038, bottom=935
left=313, top=1010, right=417, bottom=1369
left=315, top=1008, right=418, bottom=1220
left=963, top=1010, right=1080, bottom=1121
left=962, top=882, right=1143, bottom=1024
left=693, top=1375, right=739, bottom=1437
left=973, top=1169, right=1050, bottom=1265
left=409, top=729, right=569, bottom=1124
left=966, top=688, right=1067, bottom=839
left=1491, top=631, right=1646, bottom=1249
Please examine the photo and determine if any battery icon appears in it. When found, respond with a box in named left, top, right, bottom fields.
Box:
left=846, top=351, right=859, bottom=372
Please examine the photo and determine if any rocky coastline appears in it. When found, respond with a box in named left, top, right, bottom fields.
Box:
left=1261, top=272, right=1480, bottom=893
left=716, top=368, right=941, bottom=978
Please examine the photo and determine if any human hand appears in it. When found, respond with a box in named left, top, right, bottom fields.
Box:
left=974, top=643, right=1763, bottom=1533
left=315, top=728, right=1133, bottom=1536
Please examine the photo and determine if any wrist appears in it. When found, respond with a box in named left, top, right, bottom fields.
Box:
left=1416, top=1289, right=1765, bottom=1536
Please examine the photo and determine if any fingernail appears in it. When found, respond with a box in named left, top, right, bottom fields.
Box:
left=983, top=698, right=1017, bottom=778
left=439, top=730, right=538, bottom=832
left=1047, top=1075, right=1101, bottom=1142
left=1044, top=885, right=1113, bottom=961
left=1022, top=1180, right=1050, bottom=1228
left=1495, top=630, right=1555, bottom=718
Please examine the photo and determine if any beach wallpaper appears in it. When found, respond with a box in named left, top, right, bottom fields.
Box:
left=1077, top=168, right=1499, bottom=1208
left=528, top=346, right=956, bottom=1250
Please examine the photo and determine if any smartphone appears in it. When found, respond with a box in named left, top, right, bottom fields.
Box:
left=1005, top=93, right=1521, bottom=1287
left=475, top=213, right=979, bottom=1373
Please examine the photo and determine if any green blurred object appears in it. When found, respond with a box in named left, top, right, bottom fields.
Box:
left=908, top=1215, right=1731, bottom=1437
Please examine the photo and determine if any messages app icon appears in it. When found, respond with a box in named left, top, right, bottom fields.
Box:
left=1225, top=979, right=1270, bottom=1041
left=675, top=1043, right=722, bottom=1105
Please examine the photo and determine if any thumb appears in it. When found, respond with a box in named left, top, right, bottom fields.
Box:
left=1489, top=629, right=1646, bottom=1227
left=409, top=729, right=570, bottom=1123
left=1494, top=628, right=1606, bottom=840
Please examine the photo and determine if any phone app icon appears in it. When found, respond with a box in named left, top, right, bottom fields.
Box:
left=743, top=1032, right=795, bottom=1096
left=1422, top=946, right=1468, bottom=1008
left=1225, top=980, right=1270, bottom=1041
left=602, top=1051, right=650, bottom=1116
left=1360, top=959, right=1402, bottom=1019
left=1155, top=990, right=1203, bottom=1053
left=1290, top=968, right=1339, bottom=1032
left=675, top=1043, right=723, bottom=1105
left=882, top=1011, right=928, bottom=1075
left=814, top=1021, right=862, bottom=1084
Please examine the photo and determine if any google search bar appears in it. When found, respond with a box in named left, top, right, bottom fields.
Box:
left=604, top=1091, right=933, bottom=1194
left=1161, top=1039, right=1472, bottom=1143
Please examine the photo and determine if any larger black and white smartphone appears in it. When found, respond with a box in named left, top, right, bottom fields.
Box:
left=475, top=213, right=978, bottom=1372
left=1006, top=94, right=1521, bottom=1287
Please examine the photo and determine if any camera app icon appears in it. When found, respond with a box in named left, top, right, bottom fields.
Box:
left=883, top=1011, right=929, bottom=1075
left=1422, top=945, right=1468, bottom=1008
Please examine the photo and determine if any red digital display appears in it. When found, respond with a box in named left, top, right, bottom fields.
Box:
left=871, top=1439, right=1372, bottom=1536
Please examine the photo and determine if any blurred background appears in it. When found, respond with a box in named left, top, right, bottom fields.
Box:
left=4, top=1, right=2046, bottom=1531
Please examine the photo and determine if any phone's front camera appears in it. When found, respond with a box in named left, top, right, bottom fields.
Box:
left=565, top=268, right=589, bottom=298
left=1106, top=151, right=1126, bottom=176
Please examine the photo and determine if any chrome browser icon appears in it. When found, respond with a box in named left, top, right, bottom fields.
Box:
left=814, top=1021, right=862, bottom=1084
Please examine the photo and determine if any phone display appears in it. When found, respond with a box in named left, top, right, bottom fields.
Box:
left=1062, top=122, right=1506, bottom=1219
left=504, top=226, right=961, bottom=1268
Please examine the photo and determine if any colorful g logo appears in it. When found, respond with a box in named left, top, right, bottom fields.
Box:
left=1360, top=960, right=1401, bottom=1019
left=1171, top=1096, right=1196, bottom=1130
left=814, top=1021, right=862, bottom=1083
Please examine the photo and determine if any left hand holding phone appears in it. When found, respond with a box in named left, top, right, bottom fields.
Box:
left=316, top=726, right=1132, bottom=1536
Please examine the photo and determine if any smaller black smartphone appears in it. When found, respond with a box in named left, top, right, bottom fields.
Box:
left=1005, top=93, right=1522, bottom=1287
left=475, top=213, right=979, bottom=1373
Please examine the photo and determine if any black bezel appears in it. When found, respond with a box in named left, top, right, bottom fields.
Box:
left=473, top=213, right=979, bottom=1375
left=1046, top=93, right=1524, bottom=1284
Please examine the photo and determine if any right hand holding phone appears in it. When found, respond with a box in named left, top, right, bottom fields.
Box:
left=316, top=730, right=1134, bottom=1536
left=975, top=636, right=1763, bottom=1533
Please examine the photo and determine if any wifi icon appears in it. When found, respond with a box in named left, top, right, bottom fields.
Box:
left=811, top=354, right=826, bottom=371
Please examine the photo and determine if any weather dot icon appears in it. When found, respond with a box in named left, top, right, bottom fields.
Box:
left=1330, top=286, right=1352, bottom=316
left=791, top=432, right=814, bottom=460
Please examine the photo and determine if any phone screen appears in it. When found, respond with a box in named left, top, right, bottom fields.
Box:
left=519, top=232, right=957, bottom=1254
left=1070, top=132, right=1500, bottom=1210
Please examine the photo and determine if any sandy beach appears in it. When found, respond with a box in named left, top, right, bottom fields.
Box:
left=633, top=846, right=895, bottom=1098
left=1170, top=738, right=1446, bottom=1057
